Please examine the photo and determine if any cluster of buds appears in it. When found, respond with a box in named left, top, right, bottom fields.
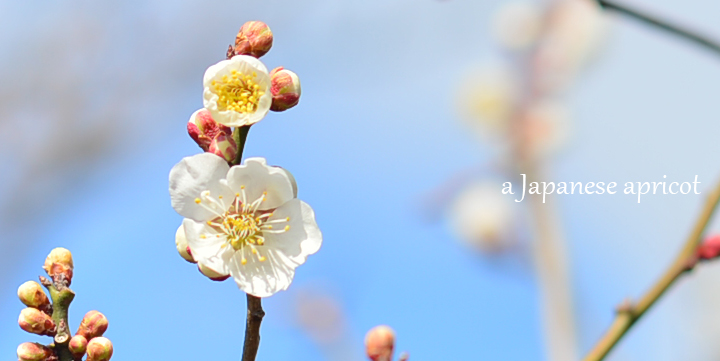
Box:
left=365, top=325, right=409, bottom=361
left=188, top=20, right=302, bottom=166
left=16, top=248, right=113, bottom=361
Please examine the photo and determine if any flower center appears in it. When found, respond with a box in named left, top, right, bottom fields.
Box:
left=211, top=69, right=265, bottom=114
left=194, top=188, right=290, bottom=265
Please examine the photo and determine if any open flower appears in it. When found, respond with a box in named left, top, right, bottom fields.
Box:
left=203, top=55, right=272, bottom=127
left=169, top=153, right=322, bottom=297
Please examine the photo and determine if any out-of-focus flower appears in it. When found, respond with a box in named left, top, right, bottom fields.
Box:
left=203, top=55, right=272, bottom=127
left=17, top=342, right=54, bottom=361
left=86, top=337, right=113, bottom=361
left=187, top=109, right=237, bottom=163
left=270, top=67, right=301, bottom=112
left=18, top=308, right=56, bottom=336
left=175, top=224, right=196, bottom=263
left=17, top=281, right=50, bottom=310
left=516, top=99, right=570, bottom=158
left=448, top=181, right=515, bottom=252
left=532, top=0, right=606, bottom=93
left=296, top=290, right=345, bottom=343
left=169, top=153, right=322, bottom=297
left=492, top=1, right=543, bottom=50
left=69, top=335, right=89, bottom=358
left=697, top=235, right=720, bottom=261
left=76, top=311, right=108, bottom=340
left=234, top=21, right=274, bottom=59
left=457, top=67, right=518, bottom=136
left=43, top=247, right=74, bottom=285
left=365, top=325, right=395, bottom=361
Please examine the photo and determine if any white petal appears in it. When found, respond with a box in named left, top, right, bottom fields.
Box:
left=228, top=248, right=296, bottom=298
left=175, top=224, right=195, bottom=263
left=183, top=219, right=234, bottom=275
left=226, top=157, right=295, bottom=211
left=169, top=153, right=234, bottom=222
left=262, top=199, right=322, bottom=266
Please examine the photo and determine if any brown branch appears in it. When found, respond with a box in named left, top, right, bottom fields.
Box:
left=582, top=178, right=720, bottom=361
left=241, top=294, right=265, bottom=361
left=597, top=0, right=720, bottom=56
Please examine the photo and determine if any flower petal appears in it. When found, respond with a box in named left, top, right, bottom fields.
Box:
left=183, top=219, right=234, bottom=275
left=262, top=199, right=322, bottom=266
left=226, top=157, right=295, bottom=211
left=169, top=153, right=234, bottom=222
left=228, top=248, right=296, bottom=297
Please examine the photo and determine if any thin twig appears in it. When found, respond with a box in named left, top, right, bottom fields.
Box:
left=242, top=294, right=265, bottom=361
left=597, top=0, right=720, bottom=56
left=582, top=178, right=720, bottom=361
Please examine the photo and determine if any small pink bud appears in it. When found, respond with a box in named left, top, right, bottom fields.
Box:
left=17, top=342, right=54, bottom=361
left=698, top=235, right=720, bottom=260
left=76, top=311, right=109, bottom=340
left=69, top=335, right=88, bottom=358
left=269, top=67, right=301, bottom=112
left=175, top=225, right=196, bottom=263
left=86, top=337, right=113, bottom=361
left=234, top=21, right=273, bottom=58
left=187, top=109, right=237, bottom=163
left=198, top=263, right=230, bottom=282
left=43, top=248, right=74, bottom=285
left=365, top=325, right=395, bottom=361
left=18, top=281, right=50, bottom=310
left=19, top=308, right=56, bottom=336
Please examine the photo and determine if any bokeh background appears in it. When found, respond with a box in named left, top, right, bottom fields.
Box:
left=3, top=0, right=720, bottom=360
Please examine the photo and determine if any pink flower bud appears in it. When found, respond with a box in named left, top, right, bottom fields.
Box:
left=269, top=67, right=301, bottom=112
left=76, top=311, right=109, bottom=340
left=19, top=308, right=56, bottom=336
left=234, top=21, right=273, bottom=58
left=86, top=337, right=113, bottom=361
left=187, top=109, right=237, bottom=163
left=18, top=281, right=50, bottom=310
left=365, top=325, right=395, bottom=361
left=198, top=263, right=230, bottom=282
left=17, top=342, right=54, bottom=361
left=69, top=335, right=88, bottom=358
left=698, top=235, right=720, bottom=260
left=175, top=225, right=196, bottom=263
left=43, top=248, right=74, bottom=285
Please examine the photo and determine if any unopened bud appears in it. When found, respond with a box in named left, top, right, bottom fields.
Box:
left=269, top=67, right=301, bottom=112
left=43, top=247, right=74, bottom=285
left=698, top=235, right=720, bottom=260
left=17, top=342, right=54, bottom=361
left=18, top=281, right=50, bottom=310
left=198, top=262, right=230, bottom=281
left=365, top=325, right=395, bottom=361
left=76, top=311, right=108, bottom=340
left=19, top=308, right=56, bottom=336
left=175, top=225, right=196, bottom=263
left=69, top=335, right=88, bottom=358
left=187, top=109, right=237, bottom=162
left=234, top=21, right=273, bottom=58
left=86, top=337, right=113, bottom=361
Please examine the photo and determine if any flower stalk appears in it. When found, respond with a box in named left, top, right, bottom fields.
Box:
left=582, top=177, right=720, bottom=361
left=242, top=294, right=265, bottom=361
left=44, top=277, right=76, bottom=361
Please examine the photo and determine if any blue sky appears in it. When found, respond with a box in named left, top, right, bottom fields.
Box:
left=4, top=1, right=720, bottom=360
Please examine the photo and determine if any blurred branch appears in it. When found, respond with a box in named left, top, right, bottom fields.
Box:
left=582, top=178, right=720, bottom=361
left=597, top=0, right=720, bottom=56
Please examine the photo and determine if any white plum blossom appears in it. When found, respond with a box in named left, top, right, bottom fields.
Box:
left=203, top=55, right=272, bottom=127
left=169, top=153, right=322, bottom=297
